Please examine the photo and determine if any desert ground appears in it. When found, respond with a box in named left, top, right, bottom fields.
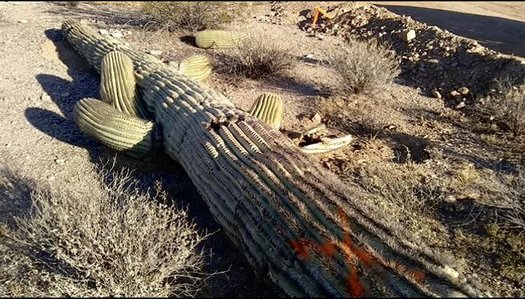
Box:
left=0, top=1, right=524, bottom=297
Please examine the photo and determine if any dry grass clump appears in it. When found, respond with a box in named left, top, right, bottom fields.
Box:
left=485, top=80, right=525, bottom=137
left=328, top=37, right=400, bottom=95
left=0, top=166, right=208, bottom=297
left=141, top=2, right=239, bottom=31
left=352, top=158, right=443, bottom=214
left=216, top=31, right=295, bottom=80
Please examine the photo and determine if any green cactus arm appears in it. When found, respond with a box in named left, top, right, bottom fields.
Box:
left=62, top=19, right=485, bottom=298
left=100, top=51, right=150, bottom=119
left=248, top=93, right=284, bottom=130
left=73, top=98, right=162, bottom=160
left=194, top=30, right=245, bottom=49
left=174, top=54, right=214, bottom=82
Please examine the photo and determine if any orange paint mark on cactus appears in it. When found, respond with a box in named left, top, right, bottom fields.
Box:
left=317, top=241, right=337, bottom=257
left=353, top=246, right=377, bottom=268
left=346, top=264, right=365, bottom=298
left=411, top=269, right=426, bottom=283
left=339, top=207, right=349, bottom=227
left=288, top=239, right=309, bottom=260
left=343, top=232, right=353, bottom=249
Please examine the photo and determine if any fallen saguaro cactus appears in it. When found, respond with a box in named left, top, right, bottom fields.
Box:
left=62, top=19, right=486, bottom=297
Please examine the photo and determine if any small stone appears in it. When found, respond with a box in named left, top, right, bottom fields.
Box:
left=457, top=87, right=469, bottom=95
left=400, top=29, right=416, bottom=42
left=445, top=195, right=456, bottom=203
left=17, top=19, right=28, bottom=24
left=54, top=158, right=66, bottom=165
left=99, top=29, right=109, bottom=35
left=449, top=90, right=462, bottom=99
left=431, top=90, right=442, bottom=99
left=148, top=50, right=163, bottom=56
left=311, top=113, right=322, bottom=123
left=40, top=92, right=51, bottom=101
left=110, top=31, right=123, bottom=38
left=455, top=102, right=466, bottom=109
left=61, top=92, right=70, bottom=97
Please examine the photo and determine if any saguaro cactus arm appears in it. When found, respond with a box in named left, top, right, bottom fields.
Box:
left=62, top=19, right=485, bottom=298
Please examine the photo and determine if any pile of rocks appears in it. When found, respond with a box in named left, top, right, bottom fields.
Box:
left=254, top=1, right=287, bottom=25
left=299, top=4, right=525, bottom=105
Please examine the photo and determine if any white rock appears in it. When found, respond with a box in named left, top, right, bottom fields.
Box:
left=400, top=29, right=416, bottom=42
left=149, top=50, right=163, bottom=56
left=111, top=31, right=123, bottom=38
left=99, top=29, right=109, bottom=35
left=40, top=92, right=51, bottom=101
left=17, top=19, right=28, bottom=24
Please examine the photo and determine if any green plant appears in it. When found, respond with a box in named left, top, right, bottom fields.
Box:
left=328, top=38, right=400, bottom=95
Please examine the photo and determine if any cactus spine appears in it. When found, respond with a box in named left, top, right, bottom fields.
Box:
left=194, top=30, right=245, bottom=49
left=249, top=93, right=284, bottom=130
left=62, top=19, right=485, bottom=298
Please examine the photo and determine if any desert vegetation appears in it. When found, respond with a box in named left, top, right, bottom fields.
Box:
left=0, top=165, right=208, bottom=297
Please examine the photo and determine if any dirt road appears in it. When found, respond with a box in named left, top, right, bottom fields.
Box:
left=369, top=1, right=525, bottom=58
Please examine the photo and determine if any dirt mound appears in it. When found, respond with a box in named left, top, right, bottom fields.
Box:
left=299, top=4, right=525, bottom=103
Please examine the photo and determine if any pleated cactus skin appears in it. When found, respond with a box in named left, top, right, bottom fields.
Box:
left=100, top=51, right=150, bottom=119
left=73, top=98, right=162, bottom=160
left=62, top=19, right=486, bottom=298
left=194, top=30, right=245, bottom=49
left=249, top=93, right=284, bottom=130
left=176, top=54, right=213, bottom=82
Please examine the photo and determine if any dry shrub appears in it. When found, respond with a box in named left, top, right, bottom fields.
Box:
left=495, top=167, right=525, bottom=234
left=485, top=79, right=525, bottom=137
left=328, top=37, right=400, bottom=95
left=216, top=31, right=295, bottom=80
left=141, top=2, right=239, bottom=31
left=352, top=158, right=443, bottom=214
left=0, top=166, right=208, bottom=297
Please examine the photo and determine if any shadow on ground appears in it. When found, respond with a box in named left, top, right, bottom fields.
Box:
left=20, top=27, right=281, bottom=298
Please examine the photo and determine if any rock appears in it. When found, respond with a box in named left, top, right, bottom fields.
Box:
left=61, top=92, right=70, bottom=97
left=431, top=90, right=442, bottom=99
left=400, top=29, right=416, bottom=42
left=449, top=90, right=462, bottom=99
left=40, top=92, right=51, bottom=102
left=110, top=31, right=123, bottom=38
left=99, top=29, right=109, bottom=35
left=457, top=87, right=469, bottom=95
left=54, top=158, right=66, bottom=165
left=311, top=113, right=322, bottom=123
left=455, top=101, right=466, bottom=109
left=17, top=19, right=28, bottom=24
left=445, top=195, right=456, bottom=203
left=148, top=50, right=163, bottom=56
